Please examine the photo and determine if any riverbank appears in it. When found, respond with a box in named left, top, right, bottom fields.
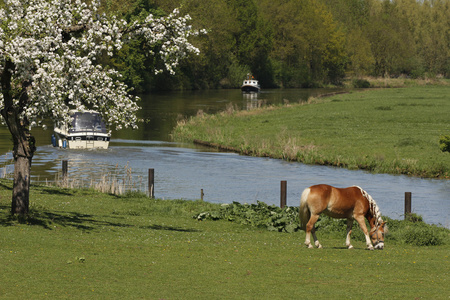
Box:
left=173, top=86, right=450, bottom=178
left=342, top=76, right=450, bottom=89
left=0, top=181, right=448, bottom=298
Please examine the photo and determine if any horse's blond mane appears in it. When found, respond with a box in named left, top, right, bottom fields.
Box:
left=354, top=186, right=383, bottom=226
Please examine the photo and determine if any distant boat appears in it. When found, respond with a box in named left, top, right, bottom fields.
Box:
left=241, top=73, right=260, bottom=93
left=52, top=110, right=111, bottom=149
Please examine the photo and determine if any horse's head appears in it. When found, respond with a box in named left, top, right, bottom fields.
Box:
left=370, top=221, right=387, bottom=250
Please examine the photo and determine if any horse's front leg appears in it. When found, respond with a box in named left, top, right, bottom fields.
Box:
left=311, top=227, right=322, bottom=248
left=355, top=215, right=374, bottom=250
left=346, top=218, right=353, bottom=249
left=305, top=214, right=320, bottom=248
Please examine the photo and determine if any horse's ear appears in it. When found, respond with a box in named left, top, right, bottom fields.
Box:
left=381, top=221, right=388, bottom=233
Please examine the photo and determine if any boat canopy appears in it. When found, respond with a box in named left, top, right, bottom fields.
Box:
left=69, top=112, right=108, bottom=134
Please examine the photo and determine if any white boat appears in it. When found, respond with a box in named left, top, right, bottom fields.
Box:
left=52, top=110, right=111, bottom=149
left=241, top=73, right=260, bottom=93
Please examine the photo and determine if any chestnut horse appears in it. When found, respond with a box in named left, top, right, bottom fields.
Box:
left=299, top=184, right=387, bottom=250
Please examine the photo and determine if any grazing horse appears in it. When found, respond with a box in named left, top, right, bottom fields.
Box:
left=299, top=184, right=387, bottom=250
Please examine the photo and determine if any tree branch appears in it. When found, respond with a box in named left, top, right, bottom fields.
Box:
left=1, top=58, right=14, bottom=111
left=62, top=24, right=89, bottom=42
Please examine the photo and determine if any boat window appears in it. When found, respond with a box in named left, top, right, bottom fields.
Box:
left=70, top=112, right=107, bottom=133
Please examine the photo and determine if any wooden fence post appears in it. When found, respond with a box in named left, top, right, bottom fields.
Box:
left=148, top=169, right=154, bottom=198
left=62, top=160, right=68, bottom=181
left=201, top=189, right=204, bottom=201
left=405, top=192, right=412, bottom=219
left=280, top=181, right=287, bottom=208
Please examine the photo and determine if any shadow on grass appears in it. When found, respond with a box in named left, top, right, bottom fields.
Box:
left=140, top=224, right=200, bottom=232
left=0, top=207, right=200, bottom=233
left=40, top=188, right=75, bottom=196
left=0, top=209, right=123, bottom=231
left=1, top=180, right=200, bottom=233
left=0, top=181, right=13, bottom=190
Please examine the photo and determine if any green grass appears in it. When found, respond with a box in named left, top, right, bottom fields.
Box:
left=173, top=86, right=450, bottom=178
left=1, top=179, right=449, bottom=299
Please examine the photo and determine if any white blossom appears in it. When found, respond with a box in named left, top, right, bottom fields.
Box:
left=0, top=0, right=204, bottom=130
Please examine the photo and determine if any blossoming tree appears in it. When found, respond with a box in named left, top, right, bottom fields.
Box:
left=0, top=0, right=203, bottom=214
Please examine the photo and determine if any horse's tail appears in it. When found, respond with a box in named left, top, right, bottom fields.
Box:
left=299, top=187, right=311, bottom=230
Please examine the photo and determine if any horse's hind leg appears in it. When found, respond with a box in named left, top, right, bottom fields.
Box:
left=305, top=214, right=321, bottom=248
left=346, top=218, right=353, bottom=249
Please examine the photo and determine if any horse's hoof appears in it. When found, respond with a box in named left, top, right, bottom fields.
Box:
left=348, top=245, right=354, bottom=249
left=368, top=246, right=374, bottom=251
left=307, top=244, right=314, bottom=249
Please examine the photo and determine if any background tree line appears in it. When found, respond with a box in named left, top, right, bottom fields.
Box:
left=69, top=0, right=450, bottom=91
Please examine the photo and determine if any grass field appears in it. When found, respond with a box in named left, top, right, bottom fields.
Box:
left=1, top=180, right=449, bottom=299
left=173, top=86, right=450, bottom=178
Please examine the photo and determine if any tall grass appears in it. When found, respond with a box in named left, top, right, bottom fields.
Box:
left=2, top=156, right=143, bottom=195
left=1, top=166, right=10, bottom=179
left=173, top=86, right=450, bottom=178
left=0, top=153, right=13, bottom=179
left=52, top=162, right=144, bottom=195
left=343, top=76, right=450, bottom=89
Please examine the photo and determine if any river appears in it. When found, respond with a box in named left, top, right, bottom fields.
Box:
left=1, top=89, right=449, bottom=227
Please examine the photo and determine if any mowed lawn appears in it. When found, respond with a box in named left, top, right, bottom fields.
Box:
left=0, top=181, right=448, bottom=299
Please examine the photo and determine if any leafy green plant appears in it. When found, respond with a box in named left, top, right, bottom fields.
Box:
left=403, top=224, right=445, bottom=246
left=195, top=201, right=300, bottom=233
left=439, top=135, right=450, bottom=153
left=405, top=213, right=423, bottom=223
left=380, top=216, right=448, bottom=246
left=352, top=79, right=371, bottom=88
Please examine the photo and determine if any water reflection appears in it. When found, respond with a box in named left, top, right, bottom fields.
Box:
left=243, top=94, right=266, bottom=110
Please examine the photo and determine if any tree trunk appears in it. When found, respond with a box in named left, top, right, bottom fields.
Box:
left=1, top=107, right=36, bottom=215
left=11, top=155, right=32, bottom=215
left=1, top=58, right=36, bottom=215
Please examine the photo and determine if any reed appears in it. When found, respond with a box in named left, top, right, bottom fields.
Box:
left=0, top=153, right=13, bottom=179
left=1, top=158, right=143, bottom=195
left=1, top=166, right=9, bottom=179
left=51, top=162, right=143, bottom=195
